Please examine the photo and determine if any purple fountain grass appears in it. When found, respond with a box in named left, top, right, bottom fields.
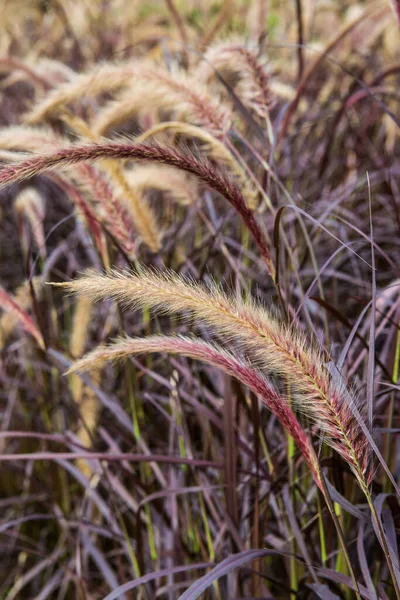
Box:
left=54, top=267, right=371, bottom=485
left=0, top=141, right=275, bottom=277
left=89, top=67, right=232, bottom=138
left=198, top=39, right=274, bottom=120
left=2, top=2, right=399, bottom=597
left=0, top=126, right=156, bottom=255
left=24, top=62, right=138, bottom=124
left=234, top=46, right=274, bottom=119
left=138, top=68, right=232, bottom=137
left=67, top=334, right=321, bottom=486
left=55, top=266, right=393, bottom=594
left=92, top=67, right=232, bottom=138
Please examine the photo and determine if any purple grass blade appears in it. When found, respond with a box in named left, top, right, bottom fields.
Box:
left=102, top=563, right=212, bottom=600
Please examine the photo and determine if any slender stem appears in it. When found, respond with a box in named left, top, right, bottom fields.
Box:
left=316, top=491, right=327, bottom=566
left=316, top=465, right=362, bottom=600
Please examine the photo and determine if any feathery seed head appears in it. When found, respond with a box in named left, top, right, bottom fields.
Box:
left=198, top=38, right=274, bottom=120
left=56, top=266, right=371, bottom=481
left=0, top=141, right=274, bottom=274
left=93, top=67, right=231, bottom=138
left=68, top=333, right=321, bottom=486
left=25, top=62, right=139, bottom=124
left=14, top=186, right=47, bottom=258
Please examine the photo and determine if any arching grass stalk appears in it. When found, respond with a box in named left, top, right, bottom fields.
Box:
left=63, top=332, right=362, bottom=597
left=52, top=267, right=393, bottom=595
left=54, top=267, right=400, bottom=597
left=0, top=141, right=275, bottom=279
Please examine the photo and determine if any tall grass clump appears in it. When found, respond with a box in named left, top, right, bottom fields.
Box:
left=0, top=1, right=399, bottom=599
